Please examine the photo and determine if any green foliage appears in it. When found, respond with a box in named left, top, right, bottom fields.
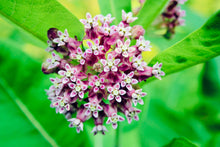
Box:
left=0, top=0, right=220, bottom=147
left=0, top=39, right=89, bottom=146
left=148, top=10, right=220, bottom=77
left=164, top=137, right=197, bottom=147
left=132, top=0, right=169, bottom=29
left=0, top=0, right=84, bottom=42
left=98, top=0, right=131, bottom=24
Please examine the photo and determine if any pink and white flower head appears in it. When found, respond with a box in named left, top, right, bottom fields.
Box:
left=100, top=54, right=120, bottom=72
left=70, top=47, right=86, bottom=65
left=106, top=113, right=125, bottom=129
left=122, top=10, right=138, bottom=24
left=136, top=36, right=152, bottom=52
left=86, top=38, right=104, bottom=55
left=152, top=62, right=165, bottom=80
left=80, top=12, right=99, bottom=29
left=68, top=118, right=83, bottom=133
left=117, top=22, right=131, bottom=37
left=46, top=52, right=61, bottom=69
left=132, top=54, right=147, bottom=71
left=89, top=75, right=105, bottom=93
left=131, top=89, right=147, bottom=106
left=53, top=29, right=69, bottom=46
left=121, top=71, right=138, bottom=91
left=84, top=101, right=103, bottom=118
left=43, top=10, right=165, bottom=135
left=107, top=83, right=126, bottom=103
left=99, top=14, right=115, bottom=24
left=115, top=39, right=135, bottom=58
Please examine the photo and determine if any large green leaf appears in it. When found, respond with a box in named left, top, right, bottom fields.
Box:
left=0, top=39, right=89, bottom=146
left=0, top=0, right=84, bottom=42
left=98, top=0, right=131, bottom=24
left=148, top=10, right=220, bottom=78
left=132, top=0, right=169, bottom=29
left=164, top=137, right=197, bottom=147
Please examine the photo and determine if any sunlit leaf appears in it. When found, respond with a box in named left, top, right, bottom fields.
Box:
left=132, top=0, right=169, bottom=29
left=164, top=137, right=197, bottom=147
left=0, top=39, right=89, bottom=146
left=0, top=0, right=84, bottom=42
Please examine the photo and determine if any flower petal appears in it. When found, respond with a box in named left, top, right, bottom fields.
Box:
left=119, top=90, right=126, bottom=95
left=115, top=96, right=122, bottom=102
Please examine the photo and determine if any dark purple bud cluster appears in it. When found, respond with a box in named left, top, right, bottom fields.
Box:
left=162, top=0, right=187, bottom=38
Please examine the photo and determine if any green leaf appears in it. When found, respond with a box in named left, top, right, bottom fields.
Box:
left=0, top=0, right=84, bottom=42
left=98, top=0, right=131, bottom=24
left=132, top=0, right=169, bottom=29
left=0, top=39, right=89, bottom=146
left=164, top=137, right=197, bottom=147
left=148, top=10, right=220, bottom=78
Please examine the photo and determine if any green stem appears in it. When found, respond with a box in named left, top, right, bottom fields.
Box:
left=115, top=124, right=120, bottom=147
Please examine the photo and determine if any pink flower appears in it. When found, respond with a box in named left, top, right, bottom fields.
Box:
left=100, top=54, right=121, bottom=72
left=122, top=10, right=138, bottom=23
left=68, top=118, right=83, bottom=133
left=131, top=89, right=147, bottom=106
left=117, top=22, right=131, bottom=37
left=53, top=29, right=69, bottom=46
left=106, top=113, right=125, bottom=129
left=125, top=108, right=141, bottom=124
left=89, top=75, right=105, bottom=93
left=80, top=12, right=99, bottom=29
left=121, top=71, right=138, bottom=91
left=70, top=47, right=86, bottom=65
left=58, top=63, right=78, bottom=84
left=46, top=40, right=54, bottom=52
left=115, top=39, right=135, bottom=57
left=99, top=23, right=117, bottom=36
left=84, top=101, right=103, bottom=118
left=136, top=36, right=151, bottom=52
left=52, top=92, right=71, bottom=114
left=68, top=79, right=88, bottom=99
left=152, top=62, right=165, bottom=80
left=107, top=83, right=126, bottom=102
left=132, top=54, right=147, bottom=71
left=91, top=125, right=108, bottom=135
left=49, top=78, right=64, bottom=96
left=99, top=14, right=115, bottom=24
left=86, top=38, right=104, bottom=55
left=46, top=52, right=61, bottom=69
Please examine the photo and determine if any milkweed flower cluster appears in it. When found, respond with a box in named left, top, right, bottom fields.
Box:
left=162, top=0, right=187, bottom=38
left=42, top=10, right=164, bottom=135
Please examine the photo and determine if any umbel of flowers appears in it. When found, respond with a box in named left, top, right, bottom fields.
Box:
left=42, top=10, right=165, bottom=135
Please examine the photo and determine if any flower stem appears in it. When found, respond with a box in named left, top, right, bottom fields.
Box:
left=115, top=124, right=120, bottom=147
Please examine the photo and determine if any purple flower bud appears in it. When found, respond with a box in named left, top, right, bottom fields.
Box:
left=47, top=28, right=58, bottom=41
left=131, top=25, right=145, bottom=39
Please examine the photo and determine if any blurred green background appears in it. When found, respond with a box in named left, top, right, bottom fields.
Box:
left=0, top=0, right=220, bottom=147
